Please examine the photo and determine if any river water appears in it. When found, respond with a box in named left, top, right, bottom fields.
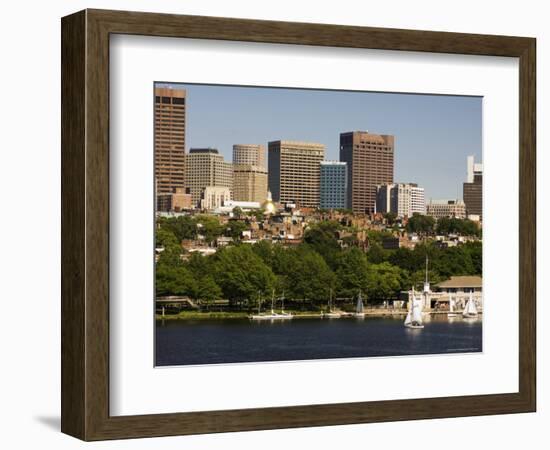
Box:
left=155, top=315, right=482, bottom=366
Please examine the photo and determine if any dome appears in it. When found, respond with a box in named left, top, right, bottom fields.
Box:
left=262, top=191, right=276, bottom=215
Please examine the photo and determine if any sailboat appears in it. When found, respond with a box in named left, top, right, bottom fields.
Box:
left=448, top=293, right=459, bottom=317
left=277, top=290, right=293, bottom=319
left=404, top=287, right=424, bottom=329
left=354, top=291, right=365, bottom=318
left=323, top=289, right=341, bottom=318
left=462, top=292, right=478, bottom=319
left=250, top=289, right=292, bottom=320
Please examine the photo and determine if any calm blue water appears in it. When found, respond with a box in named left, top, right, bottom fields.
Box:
left=155, top=316, right=482, bottom=366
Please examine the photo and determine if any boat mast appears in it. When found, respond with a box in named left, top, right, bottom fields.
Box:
left=425, top=254, right=429, bottom=284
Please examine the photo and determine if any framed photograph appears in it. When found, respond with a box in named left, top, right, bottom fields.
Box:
left=61, top=9, right=536, bottom=440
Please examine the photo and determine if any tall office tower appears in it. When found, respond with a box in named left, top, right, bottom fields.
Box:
left=232, top=144, right=266, bottom=169
left=185, top=148, right=233, bottom=205
left=233, top=164, right=268, bottom=203
left=154, top=87, right=186, bottom=195
left=376, top=183, right=425, bottom=217
left=463, top=155, right=483, bottom=218
left=268, top=140, right=325, bottom=208
left=320, top=161, right=347, bottom=209
left=339, top=131, right=394, bottom=214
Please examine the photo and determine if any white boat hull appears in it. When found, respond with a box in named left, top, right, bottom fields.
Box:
left=462, top=313, right=478, bottom=319
left=405, top=324, right=425, bottom=329
left=249, top=314, right=293, bottom=320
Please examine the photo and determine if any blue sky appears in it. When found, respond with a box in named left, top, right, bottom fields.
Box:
left=157, top=82, right=482, bottom=201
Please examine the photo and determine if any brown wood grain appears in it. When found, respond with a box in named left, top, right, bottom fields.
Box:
left=61, top=9, right=536, bottom=441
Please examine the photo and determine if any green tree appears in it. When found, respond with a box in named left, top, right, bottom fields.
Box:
left=232, top=206, right=243, bottom=218
left=195, top=215, right=224, bottom=244
left=155, top=228, right=179, bottom=248
left=463, top=241, right=482, bottom=274
left=333, top=247, right=369, bottom=299
left=196, top=275, right=223, bottom=309
left=365, top=262, right=404, bottom=302
left=213, top=245, right=276, bottom=305
left=155, top=227, right=183, bottom=267
left=436, top=217, right=481, bottom=237
left=158, top=215, right=197, bottom=241
left=251, top=240, right=274, bottom=266
left=384, top=212, right=397, bottom=225
left=367, top=242, right=388, bottom=264
left=304, top=220, right=343, bottom=268
left=155, top=264, right=197, bottom=297
left=433, top=246, right=474, bottom=278
left=406, top=213, right=435, bottom=235
left=283, top=247, right=336, bottom=306
left=225, top=220, right=248, bottom=240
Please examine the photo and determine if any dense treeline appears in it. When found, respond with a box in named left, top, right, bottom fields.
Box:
left=406, top=213, right=481, bottom=237
left=156, top=218, right=482, bottom=309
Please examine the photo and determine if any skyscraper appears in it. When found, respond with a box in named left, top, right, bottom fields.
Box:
left=185, top=148, right=233, bottom=205
left=463, top=155, right=483, bottom=218
left=233, top=144, right=266, bottom=169
left=340, top=131, right=394, bottom=214
left=268, top=140, right=325, bottom=207
left=233, top=164, right=268, bottom=203
left=320, top=161, right=347, bottom=209
left=154, top=87, right=186, bottom=195
left=376, top=183, right=425, bottom=217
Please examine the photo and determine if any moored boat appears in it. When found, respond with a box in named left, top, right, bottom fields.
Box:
left=323, top=289, right=341, bottom=318
left=404, top=287, right=424, bottom=329
left=462, top=292, right=478, bottom=319
left=353, top=291, right=365, bottom=318
left=250, top=289, right=293, bottom=320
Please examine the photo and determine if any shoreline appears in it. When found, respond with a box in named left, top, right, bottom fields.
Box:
left=155, top=310, right=472, bottom=321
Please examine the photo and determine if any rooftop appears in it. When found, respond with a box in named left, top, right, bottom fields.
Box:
left=436, top=276, right=482, bottom=288
left=189, top=148, right=219, bottom=154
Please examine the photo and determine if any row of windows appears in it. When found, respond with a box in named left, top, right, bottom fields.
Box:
left=155, top=96, right=186, bottom=105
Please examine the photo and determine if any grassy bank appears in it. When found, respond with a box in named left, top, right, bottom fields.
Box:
left=156, top=308, right=410, bottom=320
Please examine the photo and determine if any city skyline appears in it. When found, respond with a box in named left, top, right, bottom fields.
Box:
left=156, top=82, right=482, bottom=201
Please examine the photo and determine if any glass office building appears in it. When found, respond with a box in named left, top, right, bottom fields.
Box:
left=320, top=161, right=347, bottom=209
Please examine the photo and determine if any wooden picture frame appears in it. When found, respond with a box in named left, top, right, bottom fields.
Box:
left=61, top=9, right=536, bottom=441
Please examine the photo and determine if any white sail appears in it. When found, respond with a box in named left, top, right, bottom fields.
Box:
left=356, top=292, right=364, bottom=314
left=411, top=301, right=423, bottom=324
left=449, top=294, right=455, bottom=312
left=462, top=292, right=478, bottom=317
left=404, top=311, right=412, bottom=326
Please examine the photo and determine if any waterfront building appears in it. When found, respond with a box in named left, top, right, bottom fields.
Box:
left=433, top=275, right=483, bottom=311
left=185, top=148, right=233, bottom=205
left=200, top=186, right=231, bottom=210
left=404, top=275, right=483, bottom=312
left=268, top=140, right=325, bottom=208
left=233, top=144, right=266, bottom=169
left=320, top=161, right=347, bottom=209
left=154, top=87, right=186, bottom=195
left=426, top=199, right=467, bottom=219
left=463, top=155, right=483, bottom=219
left=376, top=182, right=425, bottom=217
left=233, top=164, right=268, bottom=203
left=156, top=187, right=193, bottom=212
left=340, top=131, right=394, bottom=214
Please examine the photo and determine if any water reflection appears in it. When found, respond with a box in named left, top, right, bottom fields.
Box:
left=155, top=315, right=483, bottom=366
